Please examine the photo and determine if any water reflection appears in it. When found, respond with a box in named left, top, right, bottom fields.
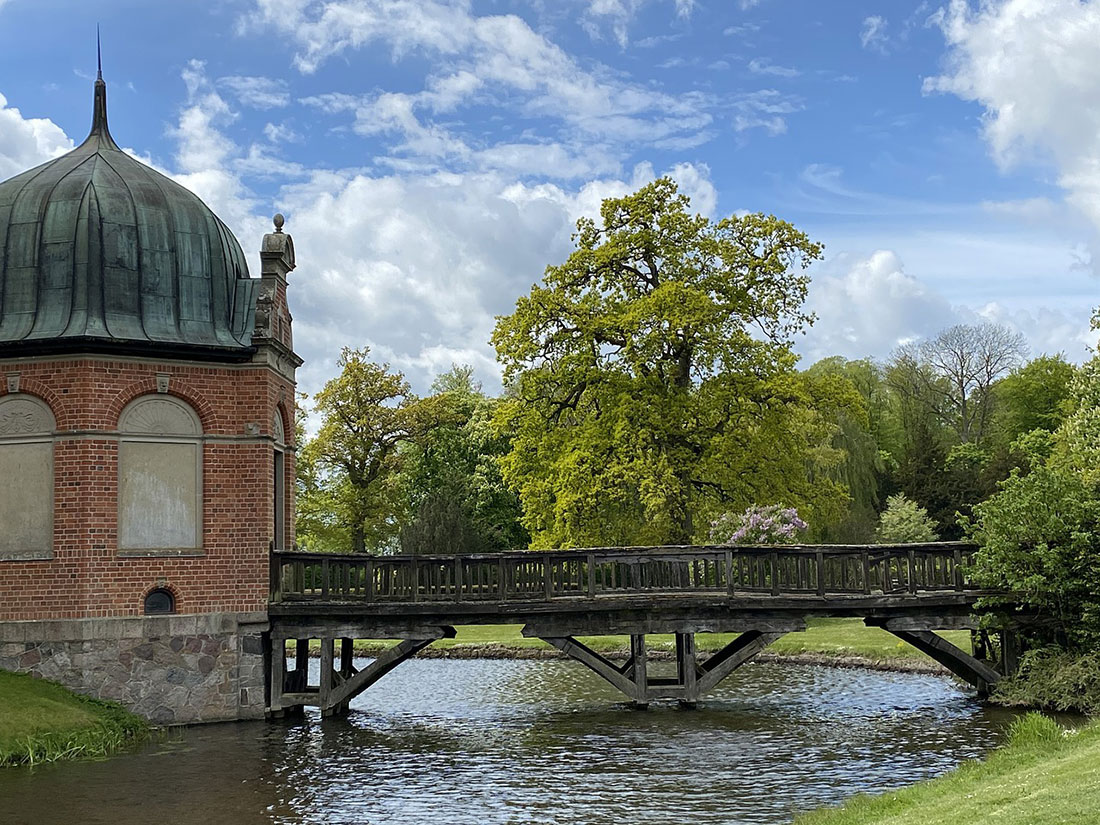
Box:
left=0, top=660, right=1018, bottom=825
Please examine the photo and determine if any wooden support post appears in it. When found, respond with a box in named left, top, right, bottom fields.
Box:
left=676, top=632, right=698, bottom=707
left=267, top=635, right=287, bottom=718
left=1000, top=630, right=1019, bottom=678
left=630, top=634, right=648, bottom=708
left=340, top=638, right=354, bottom=678
left=319, top=637, right=335, bottom=717
left=587, top=553, right=596, bottom=598
left=540, top=636, right=640, bottom=699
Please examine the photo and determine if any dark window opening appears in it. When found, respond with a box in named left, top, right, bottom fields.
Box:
left=144, top=588, right=175, bottom=615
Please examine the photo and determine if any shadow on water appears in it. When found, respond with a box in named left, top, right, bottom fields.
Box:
left=0, top=659, right=1020, bottom=825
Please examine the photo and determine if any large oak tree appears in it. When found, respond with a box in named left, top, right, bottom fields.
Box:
left=492, top=177, right=852, bottom=547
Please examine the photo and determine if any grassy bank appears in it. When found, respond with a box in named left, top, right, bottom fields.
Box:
left=322, top=618, right=971, bottom=669
left=0, top=671, right=149, bottom=767
left=794, top=713, right=1100, bottom=825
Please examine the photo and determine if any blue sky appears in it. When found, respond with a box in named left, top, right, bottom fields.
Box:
left=1, top=0, right=1098, bottom=395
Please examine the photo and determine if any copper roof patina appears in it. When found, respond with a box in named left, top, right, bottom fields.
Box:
left=0, top=71, right=258, bottom=360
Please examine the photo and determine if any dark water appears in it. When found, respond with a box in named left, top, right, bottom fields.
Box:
left=0, top=659, right=1017, bottom=825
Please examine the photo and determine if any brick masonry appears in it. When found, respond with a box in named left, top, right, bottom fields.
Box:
left=0, top=354, right=296, bottom=621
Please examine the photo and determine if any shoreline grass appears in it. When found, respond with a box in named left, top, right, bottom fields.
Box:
left=0, top=671, right=149, bottom=767
left=793, top=713, right=1100, bottom=825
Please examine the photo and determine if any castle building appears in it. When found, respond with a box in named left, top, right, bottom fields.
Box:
left=0, top=70, right=299, bottom=723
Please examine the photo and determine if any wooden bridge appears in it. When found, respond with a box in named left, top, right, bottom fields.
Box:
left=266, top=542, right=1015, bottom=717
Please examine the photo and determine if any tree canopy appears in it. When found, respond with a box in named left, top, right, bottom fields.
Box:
left=492, top=176, right=851, bottom=547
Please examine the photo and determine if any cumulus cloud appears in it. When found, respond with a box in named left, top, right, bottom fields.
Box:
left=0, top=92, right=72, bottom=180
left=927, top=0, right=1100, bottom=268
left=798, top=249, right=1092, bottom=366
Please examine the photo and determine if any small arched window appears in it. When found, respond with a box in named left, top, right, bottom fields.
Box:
left=0, top=394, right=56, bottom=560
left=117, top=395, right=203, bottom=556
left=144, top=588, right=175, bottom=615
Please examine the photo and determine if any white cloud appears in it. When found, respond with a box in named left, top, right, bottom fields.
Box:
left=800, top=250, right=956, bottom=363
left=799, top=249, right=1093, bottom=366
left=248, top=0, right=717, bottom=159
left=217, top=75, right=290, bottom=109
left=860, top=15, right=889, bottom=53
left=0, top=92, right=73, bottom=180
left=732, top=89, right=802, bottom=135
left=926, top=0, right=1100, bottom=267
left=748, top=58, right=800, bottom=78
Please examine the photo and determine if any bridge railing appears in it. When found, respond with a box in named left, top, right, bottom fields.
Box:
left=270, top=542, right=979, bottom=604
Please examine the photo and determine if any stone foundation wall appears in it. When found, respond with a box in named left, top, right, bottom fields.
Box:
left=0, top=611, right=269, bottom=724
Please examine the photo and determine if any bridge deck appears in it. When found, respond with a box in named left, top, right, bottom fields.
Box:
left=266, top=543, right=1009, bottom=714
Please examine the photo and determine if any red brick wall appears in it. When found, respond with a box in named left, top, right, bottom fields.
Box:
left=0, top=356, right=295, bottom=620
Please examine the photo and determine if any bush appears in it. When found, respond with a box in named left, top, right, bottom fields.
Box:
left=965, top=464, right=1100, bottom=650
left=1006, top=711, right=1067, bottom=748
left=709, top=504, right=808, bottom=545
left=874, top=493, right=939, bottom=543
left=994, top=649, right=1100, bottom=716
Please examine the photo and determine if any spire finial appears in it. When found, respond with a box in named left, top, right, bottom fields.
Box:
left=97, top=25, right=102, bottom=81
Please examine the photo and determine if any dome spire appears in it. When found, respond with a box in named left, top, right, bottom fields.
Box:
left=87, top=25, right=119, bottom=149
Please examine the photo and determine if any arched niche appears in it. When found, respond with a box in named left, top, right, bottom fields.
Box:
left=0, top=394, right=56, bottom=559
left=117, top=395, right=203, bottom=556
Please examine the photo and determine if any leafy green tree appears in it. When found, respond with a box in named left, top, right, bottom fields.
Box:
left=300, top=348, right=452, bottom=553
left=992, top=354, right=1075, bottom=443
left=966, top=464, right=1100, bottom=650
left=874, top=493, right=939, bottom=543
left=492, top=176, right=846, bottom=547
left=399, top=365, right=528, bottom=554
left=967, top=321, right=1100, bottom=650
left=805, top=357, right=897, bottom=541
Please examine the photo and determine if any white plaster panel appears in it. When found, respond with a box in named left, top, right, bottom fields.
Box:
left=0, top=442, right=53, bottom=556
left=118, top=442, right=200, bottom=550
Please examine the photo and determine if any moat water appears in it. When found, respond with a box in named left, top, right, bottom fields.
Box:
left=1, top=658, right=1018, bottom=825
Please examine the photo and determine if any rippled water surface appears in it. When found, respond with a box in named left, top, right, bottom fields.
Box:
left=1, top=659, right=1017, bottom=825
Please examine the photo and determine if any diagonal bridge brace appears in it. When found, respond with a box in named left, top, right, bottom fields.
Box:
left=880, top=626, right=1001, bottom=696
left=537, top=629, right=789, bottom=707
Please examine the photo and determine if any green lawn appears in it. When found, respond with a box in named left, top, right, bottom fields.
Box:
left=795, top=714, right=1100, bottom=825
left=0, top=671, right=148, bottom=766
left=346, top=617, right=971, bottom=663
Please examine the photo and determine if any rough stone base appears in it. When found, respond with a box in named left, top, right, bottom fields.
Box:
left=0, top=612, right=269, bottom=724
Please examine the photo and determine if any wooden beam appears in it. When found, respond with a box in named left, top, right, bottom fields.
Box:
left=676, top=632, right=697, bottom=706
left=887, top=629, right=1001, bottom=695
left=630, top=634, right=648, bottom=708
left=324, top=635, right=449, bottom=711
left=695, top=631, right=786, bottom=696
left=866, top=616, right=979, bottom=631
left=539, top=636, right=640, bottom=699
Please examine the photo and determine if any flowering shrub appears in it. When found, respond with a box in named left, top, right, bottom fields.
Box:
left=710, top=504, right=808, bottom=545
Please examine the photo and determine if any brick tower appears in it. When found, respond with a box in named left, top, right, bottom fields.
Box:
left=0, top=69, right=300, bottom=722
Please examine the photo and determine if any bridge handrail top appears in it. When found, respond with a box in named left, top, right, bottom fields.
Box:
left=272, top=541, right=979, bottom=564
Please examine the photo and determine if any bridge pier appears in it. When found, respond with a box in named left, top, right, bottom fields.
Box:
left=266, top=628, right=456, bottom=718
left=538, top=630, right=790, bottom=707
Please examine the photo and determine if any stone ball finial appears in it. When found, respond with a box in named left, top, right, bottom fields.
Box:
left=273, top=213, right=285, bottom=233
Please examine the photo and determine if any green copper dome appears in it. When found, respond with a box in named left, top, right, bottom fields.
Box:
left=0, top=75, right=258, bottom=359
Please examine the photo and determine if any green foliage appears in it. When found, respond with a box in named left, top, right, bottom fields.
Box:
left=965, top=463, right=1100, bottom=649
left=492, top=176, right=845, bottom=547
left=399, top=365, right=528, bottom=554
left=994, top=649, right=1100, bottom=716
left=992, top=354, right=1075, bottom=444
left=874, top=493, right=939, bottom=544
left=298, top=348, right=454, bottom=553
